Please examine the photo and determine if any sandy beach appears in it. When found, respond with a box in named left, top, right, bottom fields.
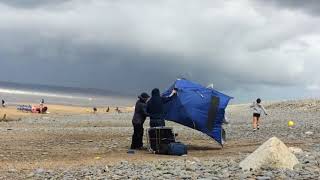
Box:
left=0, top=99, right=319, bottom=179
left=0, top=104, right=134, bottom=121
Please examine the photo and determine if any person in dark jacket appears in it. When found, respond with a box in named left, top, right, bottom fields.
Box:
left=147, top=88, right=177, bottom=127
left=1, top=99, right=5, bottom=108
left=130, top=92, right=150, bottom=149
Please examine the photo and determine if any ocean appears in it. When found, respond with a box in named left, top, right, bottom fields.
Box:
left=0, top=81, right=135, bottom=107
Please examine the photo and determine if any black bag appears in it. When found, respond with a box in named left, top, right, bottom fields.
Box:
left=148, top=127, right=175, bottom=154
left=168, top=142, right=188, bottom=156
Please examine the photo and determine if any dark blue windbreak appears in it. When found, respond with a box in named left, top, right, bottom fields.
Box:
left=162, top=79, right=232, bottom=144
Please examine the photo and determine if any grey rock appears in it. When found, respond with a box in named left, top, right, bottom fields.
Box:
left=256, top=176, right=271, bottom=180
left=7, top=169, right=18, bottom=174
left=35, top=168, right=45, bottom=174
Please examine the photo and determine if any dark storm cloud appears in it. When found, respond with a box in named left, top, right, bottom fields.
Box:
left=0, top=0, right=319, bottom=101
left=0, top=0, right=70, bottom=8
left=254, top=0, right=320, bottom=16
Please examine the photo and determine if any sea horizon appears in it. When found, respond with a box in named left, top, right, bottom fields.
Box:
left=0, top=81, right=135, bottom=107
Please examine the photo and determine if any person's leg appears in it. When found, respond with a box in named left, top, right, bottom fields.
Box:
left=137, top=124, right=144, bottom=148
left=256, top=116, right=260, bottom=129
left=140, top=126, right=144, bottom=147
left=159, top=119, right=165, bottom=127
left=252, top=116, right=257, bottom=131
left=150, top=119, right=156, bottom=127
left=131, top=124, right=139, bottom=149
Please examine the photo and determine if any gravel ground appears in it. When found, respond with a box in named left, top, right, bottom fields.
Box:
left=0, top=99, right=319, bottom=179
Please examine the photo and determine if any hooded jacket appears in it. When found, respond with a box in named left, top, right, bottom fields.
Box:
left=132, top=98, right=148, bottom=125
left=147, top=88, right=175, bottom=120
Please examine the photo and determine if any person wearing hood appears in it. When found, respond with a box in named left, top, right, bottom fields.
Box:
left=147, top=88, right=177, bottom=127
left=130, top=92, right=150, bottom=149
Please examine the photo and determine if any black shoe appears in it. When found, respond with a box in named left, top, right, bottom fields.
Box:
left=257, top=125, right=260, bottom=130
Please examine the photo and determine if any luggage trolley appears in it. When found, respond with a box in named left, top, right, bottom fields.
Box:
left=146, top=127, right=176, bottom=154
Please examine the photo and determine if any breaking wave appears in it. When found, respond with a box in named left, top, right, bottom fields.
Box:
left=0, top=88, right=90, bottom=100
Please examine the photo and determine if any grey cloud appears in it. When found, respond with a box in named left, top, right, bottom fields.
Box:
left=0, top=0, right=319, bottom=101
left=254, top=0, right=320, bottom=16
left=0, top=0, right=71, bottom=8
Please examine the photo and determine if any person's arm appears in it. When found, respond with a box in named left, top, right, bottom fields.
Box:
left=141, top=103, right=149, bottom=117
left=162, top=89, right=177, bottom=103
left=261, top=105, right=267, bottom=115
left=249, top=102, right=255, bottom=108
left=146, top=101, right=151, bottom=114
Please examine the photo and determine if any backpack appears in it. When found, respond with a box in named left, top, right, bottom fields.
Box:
left=167, top=142, right=188, bottom=156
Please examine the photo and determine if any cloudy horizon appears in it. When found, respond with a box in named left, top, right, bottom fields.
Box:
left=0, top=0, right=319, bottom=103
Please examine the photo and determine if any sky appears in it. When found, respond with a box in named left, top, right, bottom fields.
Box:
left=0, top=0, right=319, bottom=102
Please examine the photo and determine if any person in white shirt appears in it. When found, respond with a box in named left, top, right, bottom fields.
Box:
left=250, top=98, right=267, bottom=131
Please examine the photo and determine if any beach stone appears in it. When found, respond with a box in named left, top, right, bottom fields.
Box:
left=193, top=157, right=201, bottom=163
left=8, top=169, right=17, bottom=173
left=239, top=137, right=299, bottom=171
left=305, top=131, right=313, bottom=135
left=256, top=176, right=271, bottom=180
left=35, top=168, right=45, bottom=174
left=27, top=172, right=35, bottom=178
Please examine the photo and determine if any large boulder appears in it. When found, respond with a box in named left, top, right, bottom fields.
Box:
left=240, top=137, right=299, bottom=171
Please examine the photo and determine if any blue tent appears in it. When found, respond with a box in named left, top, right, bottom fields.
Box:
left=162, top=79, right=233, bottom=145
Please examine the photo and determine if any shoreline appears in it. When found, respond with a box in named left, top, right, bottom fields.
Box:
left=1, top=98, right=319, bottom=121
left=0, top=103, right=134, bottom=121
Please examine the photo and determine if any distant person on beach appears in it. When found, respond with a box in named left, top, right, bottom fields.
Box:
left=222, top=115, right=229, bottom=125
left=106, top=106, right=110, bottom=112
left=93, top=107, right=97, bottom=113
left=221, top=115, right=229, bottom=145
left=131, top=92, right=150, bottom=149
left=250, top=98, right=267, bottom=131
left=115, top=107, right=121, bottom=113
left=1, top=99, right=5, bottom=107
left=147, top=88, right=177, bottom=127
left=40, top=99, right=45, bottom=107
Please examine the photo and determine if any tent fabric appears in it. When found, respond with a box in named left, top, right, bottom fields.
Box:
left=162, top=79, right=233, bottom=144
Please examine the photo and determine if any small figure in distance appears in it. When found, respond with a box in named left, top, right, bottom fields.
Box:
left=115, top=107, right=121, bottom=113
left=1, top=99, right=6, bottom=108
left=106, top=106, right=110, bottom=112
left=93, top=107, right=97, bottom=113
left=40, top=99, right=45, bottom=107
left=222, top=115, right=229, bottom=125
left=250, top=98, right=267, bottom=132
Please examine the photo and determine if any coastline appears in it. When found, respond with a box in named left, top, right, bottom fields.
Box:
left=0, top=103, right=134, bottom=121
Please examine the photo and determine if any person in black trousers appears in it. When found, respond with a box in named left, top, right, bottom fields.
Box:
left=147, top=88, right=177, bottom=127
left=130, top=92, right=150, bottom=149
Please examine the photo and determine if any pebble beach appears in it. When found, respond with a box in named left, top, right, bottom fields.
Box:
left=0, top=99, right=319, bottom=179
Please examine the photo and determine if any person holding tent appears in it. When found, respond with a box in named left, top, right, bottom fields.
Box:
left=130, top=92, right=150, bottom=149
left=147, top=88, right=177, bottom=127
left=250, top=98, right=267, bottom=131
